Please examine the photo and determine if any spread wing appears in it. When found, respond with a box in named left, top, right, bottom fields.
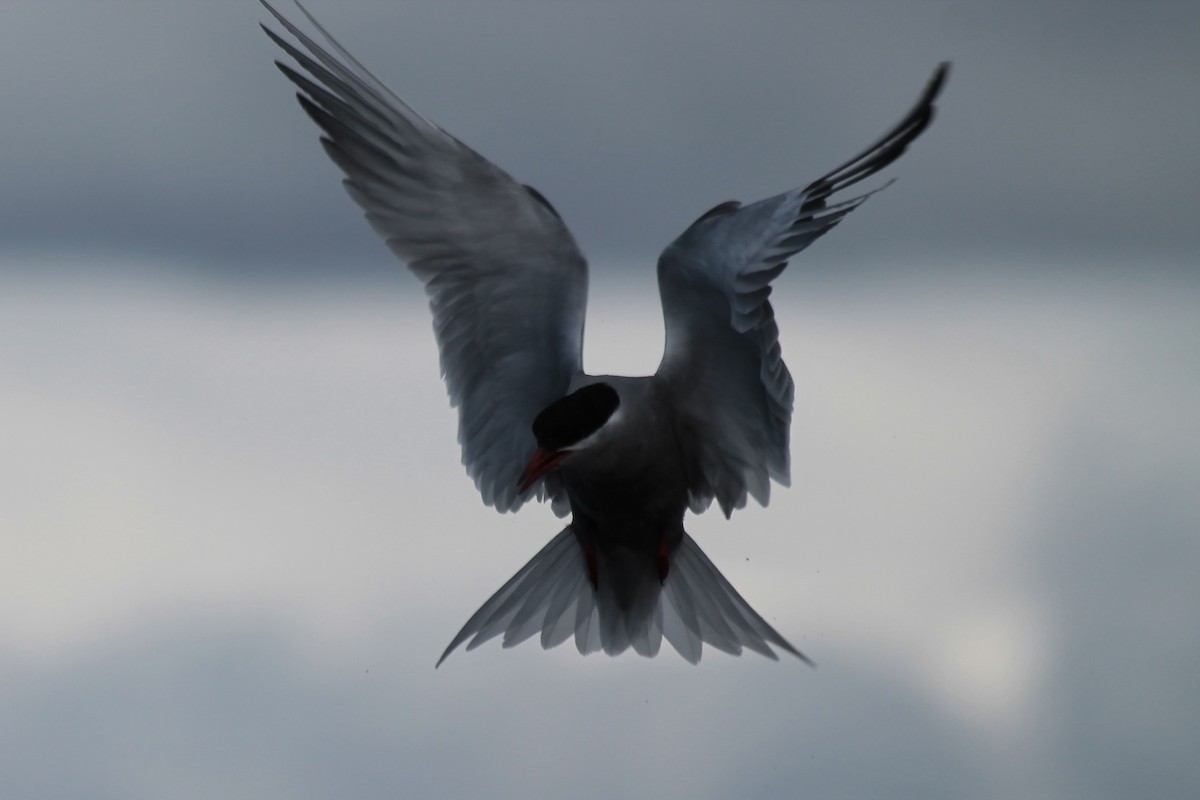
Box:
left=657, top=63, right=948, bottom=517
left=262, top=1, right=588, bottom=513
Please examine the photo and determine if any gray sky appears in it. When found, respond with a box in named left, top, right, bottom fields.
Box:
left=2, top=0, right=1197, bottom=277
left=2, top=2, right=1199, bottom=799
left=4, top=267, right=1198, bottom=799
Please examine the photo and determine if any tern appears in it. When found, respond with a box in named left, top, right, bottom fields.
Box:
left=262, top=1, right=947, bottom=665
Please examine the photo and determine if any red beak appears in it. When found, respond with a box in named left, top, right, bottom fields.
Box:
left=517, top=447, right=571, bottom=493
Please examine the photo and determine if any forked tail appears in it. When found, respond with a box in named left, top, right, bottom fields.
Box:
left=437, top=526, right=812, bottom=666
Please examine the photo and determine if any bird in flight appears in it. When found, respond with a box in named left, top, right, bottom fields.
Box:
left=261, top=0, right=947, bottom=666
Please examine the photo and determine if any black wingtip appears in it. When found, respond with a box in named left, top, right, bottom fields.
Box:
left=930, top=62, right=951, bottom=93
left=800, top=61, right=951, bottom=207
left=917, top=63, right=950, bottom=128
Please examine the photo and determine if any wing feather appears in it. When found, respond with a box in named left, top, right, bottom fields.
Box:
left=657, top=64, right=948, bottom=517
left=262, top=1, right=587, bottom=513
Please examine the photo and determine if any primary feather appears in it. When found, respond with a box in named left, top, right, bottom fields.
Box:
left=262, top=0, right=586, bottom=514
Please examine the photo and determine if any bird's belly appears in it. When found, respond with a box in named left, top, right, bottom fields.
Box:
left=562, top=472, right=685, bottom=550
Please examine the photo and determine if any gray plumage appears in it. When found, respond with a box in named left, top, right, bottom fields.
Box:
left=262, top=0, right=947, bottom=665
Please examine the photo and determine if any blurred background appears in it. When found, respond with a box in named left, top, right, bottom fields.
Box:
left=2, top=1, right=1198, bottom=798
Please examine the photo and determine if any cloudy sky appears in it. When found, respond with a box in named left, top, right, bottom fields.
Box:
left=3, top=2, right=1198, bottom=799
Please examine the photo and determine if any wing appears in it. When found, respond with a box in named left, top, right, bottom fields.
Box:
left=657, top=63, right=948, bottom=517
left=262, top=1, right=587, bottom=513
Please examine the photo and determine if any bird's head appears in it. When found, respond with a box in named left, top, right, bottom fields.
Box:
left=517, top=382, right=621, bottom=493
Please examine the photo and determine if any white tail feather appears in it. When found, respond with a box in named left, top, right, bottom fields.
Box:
left=437, top=527, right=811, bottom=666
left=669, top=533, right=812, bottom=664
